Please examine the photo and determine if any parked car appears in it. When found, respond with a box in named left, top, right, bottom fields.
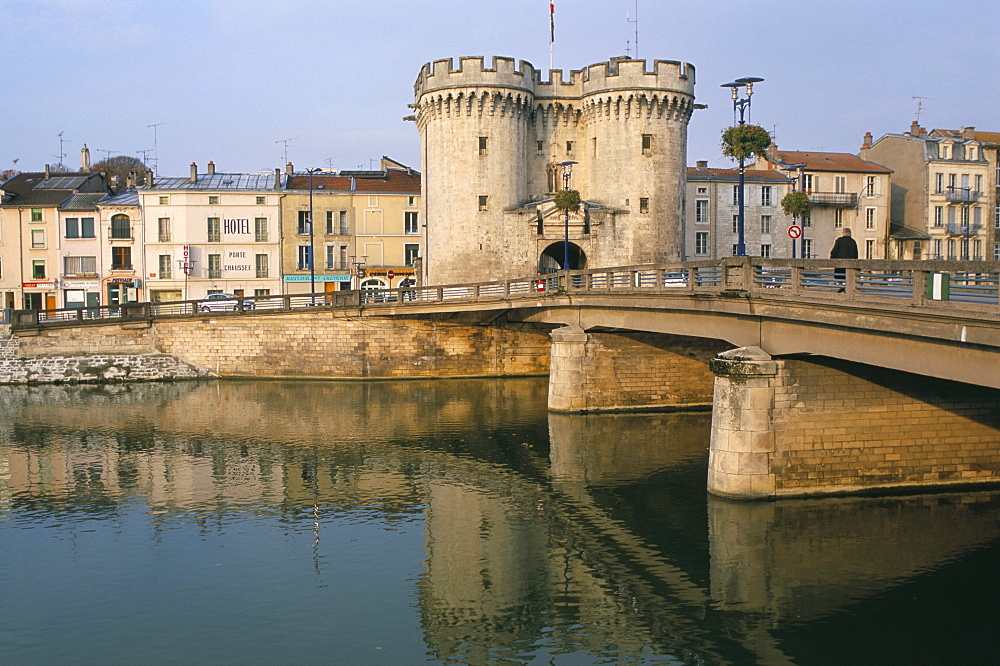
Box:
left=199, top=293, right=254, bottom=312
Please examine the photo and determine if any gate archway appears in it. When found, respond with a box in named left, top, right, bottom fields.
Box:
left=539, top=242, right=586, bottom=273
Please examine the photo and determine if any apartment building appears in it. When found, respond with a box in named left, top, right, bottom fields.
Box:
left=685, top=162, right=794, bottom=259
left=867, top=123, right=993, bottom=260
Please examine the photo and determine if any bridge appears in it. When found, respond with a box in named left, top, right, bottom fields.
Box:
left=5, top=257, right=1000, bottom=499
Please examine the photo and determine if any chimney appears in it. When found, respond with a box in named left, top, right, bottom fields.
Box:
left=44, top=164, right=51, bottom=179
left=909, top=121, right=922, bottom=136
left=189, top=162, right=197, bottom=183
left=274, top=168, right=281, bottom=189
left=285, top=161, right=294, bottom=175
left=207, top=161, right=216, bottom=175
left=860, top=131, right=872, bottom=161
left=961, top=126, right=976, bottom=140
left=127, top=171, right=136, bottom=189
left=696, top=160, right=708, bottom=169
left=146, top=168, right=154, bottom=187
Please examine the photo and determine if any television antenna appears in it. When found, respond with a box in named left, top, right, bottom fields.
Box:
left=912, top=96, right=935, bottom=123
left=626, top=0, right=639, bottom=59
left=148, top=122, right=164, bottom=174
left=54, top=131, right=69, bottom=168
left=95, top=148, right=119, bottom=161
left=276, top=137, right=296, bottom=164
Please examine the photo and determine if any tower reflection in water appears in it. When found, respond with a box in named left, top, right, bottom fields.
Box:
left=1, top=379, right=998, bottom=664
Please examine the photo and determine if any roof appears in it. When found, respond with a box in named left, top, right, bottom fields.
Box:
left=930, top=128, right=1000, bottom=145
left=100, top=189, right=139, bottom=206
left=60, top=193, right=106, bottom=211
left=889, top=223, right=930, bottom=241
left=687, top=166, right=790, bottom=182
left=143, top=173, right=284, bottom=191
left=285, top=167, right=421, bottom=193
left=768, top=150, right=891, bottom=174
left=0, top=171, right=109, bottom=207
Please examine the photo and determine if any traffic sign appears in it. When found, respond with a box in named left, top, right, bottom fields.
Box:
left=788, top=225, right=802, bottom=239
left=387, top=270, right=395, bottom=279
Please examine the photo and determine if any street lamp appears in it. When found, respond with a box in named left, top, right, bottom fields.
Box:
left=721, top=76, right=763, bottom=257
left=781, top=162, right=806, bottom=259
left=307, top=167, right=322, bottom=303
left=556, top=160, right=577, bottom=270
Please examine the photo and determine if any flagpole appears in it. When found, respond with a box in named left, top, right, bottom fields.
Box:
left=549, top=0, right=554, bottom=72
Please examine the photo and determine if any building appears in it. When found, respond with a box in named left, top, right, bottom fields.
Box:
left=685, top=162, right=794, bottom=259
left=867, top=123, right=993, bottom=260
left=139, top=162, right=285, bottom=303
left=281, top=157, right=421, bottom=294
left=763, top=144, right=892, bottom=259
left=414, top=56, right=697, bottom=284
left=0, top=166, right=111, bottom=309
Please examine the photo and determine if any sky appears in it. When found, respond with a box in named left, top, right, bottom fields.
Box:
left=2, top=0, right=996, bottom=177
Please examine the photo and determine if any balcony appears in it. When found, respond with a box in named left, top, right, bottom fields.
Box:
left=946, top=222, right=983, bottom=236
left=945, top=187, right=980, bottom=203
left=807, top=191, right=857, bottom=207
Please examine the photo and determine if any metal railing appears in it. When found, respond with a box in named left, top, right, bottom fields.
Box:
left=10, top=258, right=1000, bottom=331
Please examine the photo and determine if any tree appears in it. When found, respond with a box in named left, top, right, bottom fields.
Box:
left=721, top=124, right=772, bottom=163
left=553, top=189, right=581, bottom=213
left=780, top=190, right=811, bottom=218
left=92, top=155, right=147, bottom=188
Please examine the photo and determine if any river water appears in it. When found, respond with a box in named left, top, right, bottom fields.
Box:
left=1, top=378, right=998, bottom=665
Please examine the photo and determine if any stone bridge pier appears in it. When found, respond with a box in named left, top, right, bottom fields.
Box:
left=708, top=346, right=1000, bottom=499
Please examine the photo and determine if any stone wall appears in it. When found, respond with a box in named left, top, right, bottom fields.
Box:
left=549, top=326, right=728, bottom=412
left=709, top=347, right=1000, bottom=498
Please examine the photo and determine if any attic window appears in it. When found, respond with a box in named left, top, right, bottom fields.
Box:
left=317, top=185, right=325, bottom=189
left=222, top=180, right=233, bottom=186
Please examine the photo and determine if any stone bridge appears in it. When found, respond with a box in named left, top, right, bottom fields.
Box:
left=5, top=257, right=1000, bottom=499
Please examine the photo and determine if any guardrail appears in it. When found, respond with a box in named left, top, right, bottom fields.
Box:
left=10, top=258, right=999, bottom=331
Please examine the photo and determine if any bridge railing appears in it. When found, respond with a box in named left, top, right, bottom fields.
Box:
left=11, top=258, right=999, bottom=331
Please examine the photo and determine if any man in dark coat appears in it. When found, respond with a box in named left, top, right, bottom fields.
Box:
left=830, top=227, right=858, bottom=292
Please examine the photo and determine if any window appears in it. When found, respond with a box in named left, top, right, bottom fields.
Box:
left=256, top=196, right=266, bottom=205
left=536, top=141, right=544, bottom=154
left=732, top=215, right=739, bottom=234
left=592, top=137, right=597, bottom=156
left=697, top=187, right=707, bottom=194
left=934, top=173, right=944, bottom=194
left=834, top=176, right=846, bottom=193
left=158, top=196, right=169, bottom=205
left=933, top=239, right=942, bottom=259
left=834, top=209, right=843, bottom=229
left=695, top=200, right=709, bottom=223
left=961, top=206, right=970, bottom=228
left=865, top=207, right=877, bottom=230
left=31, top=229, right=45, bottom=248
left=65, top=218, right=79, bottom=238
left=31, top=208, right=42, bottom=222
left=866, top=176, right=877, bottom=196
left=63, top=256, right=96, bottom=275
left=207, top=254, right=221, bottom=279
left=731, top=244, right=739, bottom=256
left=207, top=217, right=221, bottom=242
left=802, top=238, right=813, bottom=258
left=641, top=134, right=652, bottom=156
left=111, top=214, right=131, bottom=239
left=32, top=260, right=46, bottom=279
left=478, top=195, right=488, bottom=211
left=208, top=195, right=219, bottom=205
left=949, top=173, right=957, bottom=190
left=325, top=211, right=334, bottom=234
left=948, top=206, right=956, bottom=228
left=947, top=238, right=956, bottom=260
left=297, top=245, right=312, bottom=270
left=760, top=215, right=771, bottom=234
left=255, top=254, right=268, bottom=278
left=941, top=143, right=951, bottom=159
left=408, top=196, right=416, bottom=207
left=802, top=214, right=811, bottom=228
left=405, top=211, right=419, bottom=234
left=79, top=217, right=94, bottom=238
left=803, top=174, right=814, bottom=191
left=732, top=185, right=740, bottom=205
left=340, top=246, right=348, bottom=270
left=760, top=244, right=771, bottom=258
left=761, top=186, right=772, bottom=206
left=865, top=239, right=875, bottom=259
left=566, top=141, right=574, bottom=154
left=404, top=243, right=419, bottom=266
left=478, top=136, right=488, bottom=155
left=695, top=231, right=709, bottom=255
left=339, top=211, right=349, bottom=235
left=158, top=217, right=171, bottom=242
left=913, top=241, right=922, bottom=260
left=326, top=245, right=336, bottom=269
left=158, top=255, right=172, bottom=279
left=973, top=239, right=982, bottom=261
left=639, top=198, right=649, bottom=213
left=995, top=242, right=1000, bottom=261
left=934, top=206, right=943, bottom=227
left=297, top=211, right=310, bottom=234
left=975, top=175, right=983, bottom=193
left=995, top=205, right=1000, bottom=228
left=112, top=247, right=132, bottom=270
left=254, top=288, right=271, bottom=297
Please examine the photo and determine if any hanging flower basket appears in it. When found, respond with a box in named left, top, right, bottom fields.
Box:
left=780, top=190, right=811, bottom=217
left=721, top=124, right=772, bottom=162
left=553, top=189, right=581, bottom=213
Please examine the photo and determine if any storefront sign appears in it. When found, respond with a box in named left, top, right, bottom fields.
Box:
left=284, top=274, right=351, bottom=282
left=22, top=282, right=55, bottom=289
left=60, top=280, right=99, bottom=289
left=107, top=277, right=141, bottom=286
left=364, top=269, right=414, bottom=277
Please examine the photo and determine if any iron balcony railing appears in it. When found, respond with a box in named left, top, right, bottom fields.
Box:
left=807, top=192, right=858, bottom=207
left=946, top=187, right=981, bottom=203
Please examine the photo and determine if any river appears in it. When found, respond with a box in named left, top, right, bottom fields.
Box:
left=1, top=378, right=998, bottom=664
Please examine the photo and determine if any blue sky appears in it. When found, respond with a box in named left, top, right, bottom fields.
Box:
left=1, top=0, right=995, bottom=176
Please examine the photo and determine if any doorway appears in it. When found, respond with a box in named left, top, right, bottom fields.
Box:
left=539, top=242, right=586, bottom=273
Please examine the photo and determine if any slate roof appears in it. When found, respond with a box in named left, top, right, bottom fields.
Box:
left=931, top=128, right=1000, bottom=145
left=0, top=172, right=110, bottom=207
left=768, top=151, right=891, bottom=174
left=143, top=173, right=284, bottom=191
left=100, top=189, right=139, bottom=206
left=60, top=193, right=106, bottom=211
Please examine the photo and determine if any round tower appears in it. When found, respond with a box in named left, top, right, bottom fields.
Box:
left=415, top=56, right=697, bottom=285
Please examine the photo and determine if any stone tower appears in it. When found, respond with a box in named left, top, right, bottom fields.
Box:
left=414, top=55, right=697, bottom=285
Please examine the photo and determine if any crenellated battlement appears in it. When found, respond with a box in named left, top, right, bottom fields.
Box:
left=415, top=55, right=696, bottom=102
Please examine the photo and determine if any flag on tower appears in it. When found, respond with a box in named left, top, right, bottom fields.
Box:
left=549, top=0, right=555, bottom=44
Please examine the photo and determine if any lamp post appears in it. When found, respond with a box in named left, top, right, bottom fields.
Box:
left=556, top=160, right=577, bottom=270
left=307, top=167, right=322, bottom=303
left=721, top=77, right=763, bottom=257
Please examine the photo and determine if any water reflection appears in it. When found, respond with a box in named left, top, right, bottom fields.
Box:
left=2, top=379, right=999, bottom=664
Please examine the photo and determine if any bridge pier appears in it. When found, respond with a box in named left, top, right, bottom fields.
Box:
left=708, top=347, right=1000, bottom=499
left=547, top=326, right=724, bottom=413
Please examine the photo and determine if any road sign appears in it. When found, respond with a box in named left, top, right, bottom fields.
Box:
left=788, top=225, right=802, bottom=239
left=387, top=270, right=395, bottom=279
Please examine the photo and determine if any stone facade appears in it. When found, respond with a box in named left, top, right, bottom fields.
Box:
left=414, top=56, right=697, bottom=284
left=709, top=347, right=1000, bottom=498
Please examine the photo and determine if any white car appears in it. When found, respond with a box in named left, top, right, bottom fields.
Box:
left=199, top=293, right=254, bottom=312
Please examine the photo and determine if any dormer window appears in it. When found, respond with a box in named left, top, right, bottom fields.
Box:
left=968, top=145, right=977, bottom=160
left=940, top=143, right=951, bottom=159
